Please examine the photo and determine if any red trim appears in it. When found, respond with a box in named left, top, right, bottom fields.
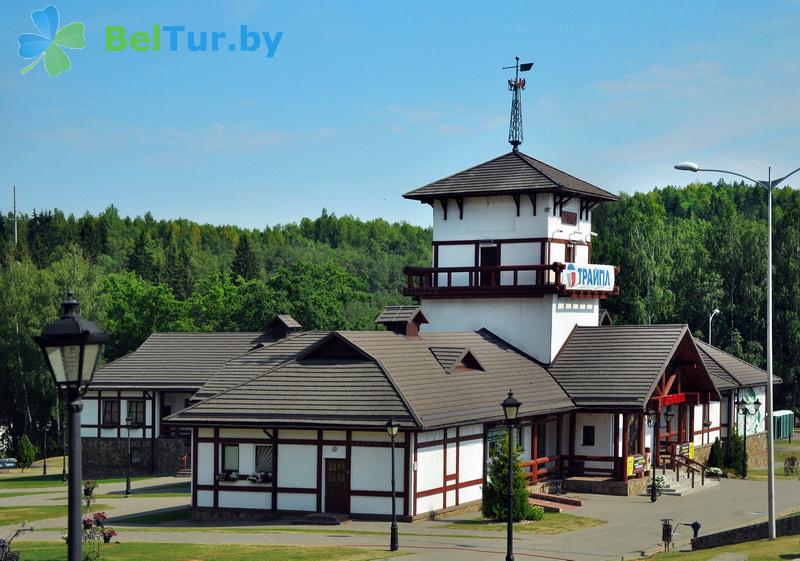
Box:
left=191, top=427, right=198, bottom=507
left=415, top=478, right=482, bottom=499
left=415, top=432, right=482, bottom=448
left=455, top=427, right=460, bottom=504
left=316, top=430, right=322, bottom=512
left=196, top=437, right=401, bottom=448
left=212, top=428, right=220, bottom=509
left=412, top=433, right=418, bottom=517
left=345, top=430, right=352, bottom=513
left=403, top=437, right=410, bottom=517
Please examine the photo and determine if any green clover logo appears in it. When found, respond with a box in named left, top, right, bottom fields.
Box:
left=18, top=5, right=85, bottom=77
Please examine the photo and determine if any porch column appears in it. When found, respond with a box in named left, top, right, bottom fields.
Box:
left=638, top=413, right=645, bottom=455
left=568, top=412, right=576, bottom=475
left=654, top=407, right=661, bottom=467
left=556, top=415, right=563, bottom=477
left=532, top=421, right=539, bottom=483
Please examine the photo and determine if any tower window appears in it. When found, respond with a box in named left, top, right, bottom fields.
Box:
left=565, top=244, right=575, bottom=263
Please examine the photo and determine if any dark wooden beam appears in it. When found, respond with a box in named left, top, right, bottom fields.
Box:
left=438, top=198, right=448, bottom=220
left=528, top=193, right=537, bottom=216
left=512, top=194, right=520, bottom=217
left=455, top=197, right=464, bottom=220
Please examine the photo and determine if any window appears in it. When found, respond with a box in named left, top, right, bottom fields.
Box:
left=222, top=444, right=239, bottom=472
left=127, top=400, right=145, bottom=426
left=565, top=243, right=575, bottom=263
left=101, top=400, right=119, bottom=426
left=130, top=446, right=141, bottom=466
left=581, top=425, right=595, bottom=446
left=255, top=445, right=274, bottom=473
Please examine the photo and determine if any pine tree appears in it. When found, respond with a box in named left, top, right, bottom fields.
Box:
left=707, top=437, right=724, bottom=468
left=231, top=236, right=260, bottom=281
left=16, top=434, right=37, bottom=471
left=127, top=230, right=161, bottom=282
left=165, top=240, right=193, bottom=299
left=725, top=429, right=747, bottom=476
left=482, top=432, right=541, bottom=521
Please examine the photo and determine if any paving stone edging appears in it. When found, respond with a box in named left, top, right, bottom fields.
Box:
left=692, top=512, right=800, bottom=550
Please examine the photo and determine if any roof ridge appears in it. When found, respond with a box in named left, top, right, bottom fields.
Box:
left=514, top=150, right=565, bottom=189
left=695, top=340, right=758, bottom=384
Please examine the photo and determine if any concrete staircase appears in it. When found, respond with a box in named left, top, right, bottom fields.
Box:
left=175, top=468, right=191, bottom=478
left=652, top=468, right=719, bottom=497
left=529, top=488, right=583, bottom=513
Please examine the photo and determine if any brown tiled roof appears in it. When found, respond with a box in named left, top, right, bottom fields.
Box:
left=92, top=332, right=264, bottom=390
left=169, top=329, right=574, bottom=430
left=403, top=150, right=618, bottom=202
left=192, top=331, right=329, bottom=401
left=695, top=340, right=777, bottom=388
left=548, top=325, right=690, bottom=408
left=271, top=314, right=302, bottom=329
left=375, top=305, right=428, bottom=325
left=429, top=347, right=466, bottom=372
left=341, top=329, right=574, bottom=428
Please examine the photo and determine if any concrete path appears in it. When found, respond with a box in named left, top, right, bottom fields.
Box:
left=2, top=476, right=799, bottom=560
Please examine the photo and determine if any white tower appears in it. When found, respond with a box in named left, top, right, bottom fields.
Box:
left=402, top=62, right=618, bottom=362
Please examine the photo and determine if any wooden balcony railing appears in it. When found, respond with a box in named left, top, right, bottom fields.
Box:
left=404, top=262, right=619, bottom=299
left=404, top=263, right=565, bottom=298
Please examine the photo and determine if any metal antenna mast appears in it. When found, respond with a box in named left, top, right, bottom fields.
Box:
left=503, top=57, right=533, bottom=151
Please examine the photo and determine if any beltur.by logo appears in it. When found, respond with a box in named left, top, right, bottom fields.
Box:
left=17, top=5, right=86, bottom=77
left=105, top=24, right=283, bottom=57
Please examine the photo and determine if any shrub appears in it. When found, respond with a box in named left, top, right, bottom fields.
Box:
left=16, top=434, right=37, bottom=470
left=526, top=504, right=545, bottom=521
left=482, top=431, right=532, bottom=522
left=725, top=430, right=747, bottom=475
left=707, top=438, right=724, bottom=469
left=784, top=455, right=798, bottom=475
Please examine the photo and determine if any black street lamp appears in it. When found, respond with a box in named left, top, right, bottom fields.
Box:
left=645, top=406, right=674, bottom=503
left=125, top=412, right=134, bottom=497
left=734, top=398, right=761, bottom=478
left=42, top=419, right=50, bottom=477
left=33, top=292, right=110, bottom=561
left=385, top=419, right=399, bottom=551
left=501, top=390, right=521, bottom=561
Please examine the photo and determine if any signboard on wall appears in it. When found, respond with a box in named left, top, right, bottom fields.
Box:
left=561, top=211, right=578, bottom=225
left=561, top=263, right=615, bottom=292
left=676, top=442, right=695, bottom=460
left=627, top=454, right=648, bottom=476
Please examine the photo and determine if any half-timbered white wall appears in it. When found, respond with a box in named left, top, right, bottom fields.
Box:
left=574, top=412, right=614, bottom=472
left=692, top=401, right=722, bottom=446
left=421, top=296, right=598, bottom=364
left=432, top=194, right=592, bottom=245
left=80, top=390, right=154, bottom=439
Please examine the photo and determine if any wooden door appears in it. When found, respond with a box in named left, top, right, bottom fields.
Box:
left=325, top=459, right=348, bottom=513
left=480, top=246, right=499, bottom=286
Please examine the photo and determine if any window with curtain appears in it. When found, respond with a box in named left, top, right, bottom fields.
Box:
left=222, top=444, right=239, bottom=472
left=101, top=400, right=119, bottom=426
left=255, top=445, right=273, bottom=473
left=127, top=400, right=145, bottom=425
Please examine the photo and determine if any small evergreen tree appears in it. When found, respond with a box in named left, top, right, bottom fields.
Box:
left=707, top=437, right=724, bottom=468
left=232, top=236, right=260, bottom=281
left=725, top=430, right=747, bottom=476
left=16, top=434, right=37, bottom=471
left=482, top=432, right=538, bottom=521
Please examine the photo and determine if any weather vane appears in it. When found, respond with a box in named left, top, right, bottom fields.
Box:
left=503, top=56, right=534, bottom=151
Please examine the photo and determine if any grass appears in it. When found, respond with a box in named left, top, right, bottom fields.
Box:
left=112, top=509, right=189, bottom=525
left=438, top=512, right=605, bottom=534
left=747, top=434, right=800, bottom=481
left=0, top=490, right=58, bottom=499
left=644, top=534, right=800, bottom=560
left=14, top=542, right=399, bottom=561
left=0, top=474, right=152, bottom=490
left=96, top=492, right=190, bottom=499
left=0, top=504, right=111, bottom=526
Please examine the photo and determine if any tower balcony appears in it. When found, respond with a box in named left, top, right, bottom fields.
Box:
left=403, top=263, right=619, bottom=299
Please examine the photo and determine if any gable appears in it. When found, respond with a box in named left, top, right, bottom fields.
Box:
left=429, top=347, right=484, bottom=373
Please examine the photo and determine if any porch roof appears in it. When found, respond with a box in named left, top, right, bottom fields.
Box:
left=696, top=340, right=778, bottom=388
left=548, top=324, right=694, bottom=408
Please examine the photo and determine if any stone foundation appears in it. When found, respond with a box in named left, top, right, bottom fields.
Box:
left=692, top=511, right=800, bottom=550
left=82, top=437, right=189, bottom=478
left=692, top=431, right=768, bottom=469
left=563, top=475, right=649, bottom=496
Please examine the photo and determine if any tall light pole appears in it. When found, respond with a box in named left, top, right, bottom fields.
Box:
left=501, top=390, right=521, bottom=561
left=33, top=292, right=110, bottom=561
left=125, top=413, right=133, bottom=497
left=385, top=419, right=399, bottom=551
left=675, top=161, right=800, bottom=539
left=708, top=309, right=720, bottom=345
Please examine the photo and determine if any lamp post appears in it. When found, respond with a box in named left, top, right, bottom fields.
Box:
left=125, top=413, right=133, bottom=497
left=61, top=412, right=67, bottom=483
left=42, top=419, right=49, bottom=476
left=385, top=419, right=399, bottom=551
left=708, top=309, right=720, bottom=345
left=501, top=390, right=521, bottom=561
left=675, top=161, right=800, bottom=539
left=33, top=292, right=110, bottom=561
left=646, top=406, right=674, bottom=503
left=734, top=398, right=761, bottom=478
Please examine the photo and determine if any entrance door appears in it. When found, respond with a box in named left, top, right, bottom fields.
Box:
left=325, top=459, right=348, bottom=513
left=479, top=245, right=499, bottom=287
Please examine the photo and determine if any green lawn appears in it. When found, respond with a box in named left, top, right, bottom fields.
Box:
left=438, top=512, right=605, bottom=534
left=0, top=504, right=111, bottom=526
left=748, top=435, right=800, bottom=481
left=14, top=542, right=398, bottom=561
left=646, top=535, right=800, bottom=560
left=0, top=474, right=152, bottom=490
left=112, top=508, right=189, bottom=525
left=0, top=490, right=57, bottom=499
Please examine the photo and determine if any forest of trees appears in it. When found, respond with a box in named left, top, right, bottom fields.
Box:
left=1, top=179, right=799, bottom=458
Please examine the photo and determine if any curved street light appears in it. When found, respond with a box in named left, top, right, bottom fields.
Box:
left=708, top=309, right=720, bottom=346
left=675, top=161, right=800, bottom=539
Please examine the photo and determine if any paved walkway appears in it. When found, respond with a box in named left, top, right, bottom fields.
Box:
left=2, top=476, right=799, bottom=560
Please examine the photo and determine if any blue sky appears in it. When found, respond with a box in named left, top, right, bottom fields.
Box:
left=2, top=1, right=799, bottom=228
